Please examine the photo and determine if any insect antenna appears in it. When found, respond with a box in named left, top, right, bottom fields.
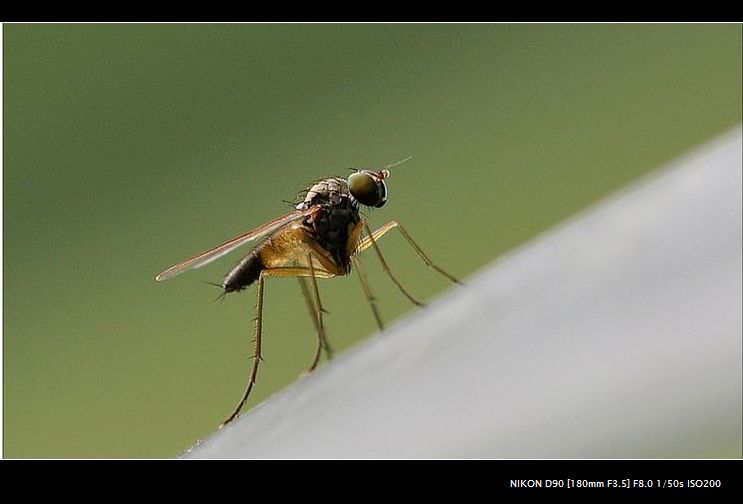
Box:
left=378, top=155, right=413, bottom=179
left=385, top=155, right=413, bottom=170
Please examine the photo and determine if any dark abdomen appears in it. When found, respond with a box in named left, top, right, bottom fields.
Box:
left=223, top=248, right=264, bottom=293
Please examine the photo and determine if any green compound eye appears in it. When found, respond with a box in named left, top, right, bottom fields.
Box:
left=348, top=171, right=387, bottom=208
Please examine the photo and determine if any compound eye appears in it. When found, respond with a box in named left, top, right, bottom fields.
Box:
left=374, top=181, right=387, bottom=208
left=349, top=171, right=385, bottom=207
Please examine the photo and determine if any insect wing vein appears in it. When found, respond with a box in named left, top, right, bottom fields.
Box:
left=155, top=208, right=313, bottom=282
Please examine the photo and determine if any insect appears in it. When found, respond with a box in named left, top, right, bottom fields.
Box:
left=156, top=157, right=461, bottom=426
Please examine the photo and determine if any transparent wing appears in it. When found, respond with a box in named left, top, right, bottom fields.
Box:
left=155, top=208, right=314, bottom=282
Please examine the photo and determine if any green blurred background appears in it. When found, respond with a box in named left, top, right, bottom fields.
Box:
left=3, top=24, right=741, bottom=458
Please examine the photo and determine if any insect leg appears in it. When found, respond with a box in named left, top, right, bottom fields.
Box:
left=352, top=255, right=384, bottom=330
left=261, top=265, right=336, bottom=372
left=306, top=251, right=333, bottom=362
left=297, top=254, right=332, bottom=372
left=357, top=220, right=462, bottom=285
left=220, top=272, right=266, bottom=428
left=297, top=276, right=323, bottom=372
left=359, top=220, right=424, bottom=307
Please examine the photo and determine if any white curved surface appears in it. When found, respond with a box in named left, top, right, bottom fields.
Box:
left=183, top=127, right=742, bottom=459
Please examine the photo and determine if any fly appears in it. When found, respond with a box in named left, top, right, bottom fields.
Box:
left=156, top=157, right=461, bottom=426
